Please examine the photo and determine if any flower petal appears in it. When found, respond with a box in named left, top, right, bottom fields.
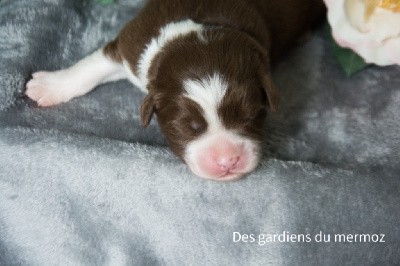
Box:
left=324, top=0, right=400, bottom=66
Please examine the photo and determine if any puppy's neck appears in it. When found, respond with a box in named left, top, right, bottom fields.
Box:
left=120, top=18, right=271, bottom=94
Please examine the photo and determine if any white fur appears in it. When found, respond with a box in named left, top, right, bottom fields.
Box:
left=183, top=73, right=228, bottom=131
left=123, top=60, right=144, bottom=91
left=184, top=130, right=261, bottom=180
left=134, top=19, right=205, bottom=91
left=24, top=19, right=258, bottom=180
left=183, top=73, right=260, bottom=180
left=26, top=20, right=206, bottom=105
left=25, top=49, right=125, bottom=106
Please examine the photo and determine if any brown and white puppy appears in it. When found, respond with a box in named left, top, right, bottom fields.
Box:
left=25, top=0, right=325, bottom=181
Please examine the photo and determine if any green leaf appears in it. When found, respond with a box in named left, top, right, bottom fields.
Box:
left=96, top=0, right=114, bottom=4
left=325, top=25, right=369, bottom=76
left=330, top=40, right=369, bottom=76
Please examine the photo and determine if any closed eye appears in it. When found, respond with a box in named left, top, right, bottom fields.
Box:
left=189, top=120, right=207, bottom=135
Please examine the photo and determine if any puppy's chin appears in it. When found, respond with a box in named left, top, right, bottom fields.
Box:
left=186, top=158, right=259, bottom=182
left=183, top=132, right=261, bottom=181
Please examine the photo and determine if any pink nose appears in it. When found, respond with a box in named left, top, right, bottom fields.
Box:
left=207, top=140, right=243, bottom=175
left=216, top=155, right=239, bottom=170
left=195, top=139, right=247, bottom=179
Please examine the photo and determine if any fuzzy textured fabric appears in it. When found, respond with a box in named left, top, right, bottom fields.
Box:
left=1, top=0, right=400, bottom=264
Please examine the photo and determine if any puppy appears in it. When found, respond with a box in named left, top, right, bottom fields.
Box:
left=25, top=0, right=325, bottom=181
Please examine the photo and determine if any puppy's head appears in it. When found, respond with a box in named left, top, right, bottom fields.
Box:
left=141, top=29, right=278, bottom=181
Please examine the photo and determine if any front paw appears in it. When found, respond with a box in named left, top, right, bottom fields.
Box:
left=25, top=71, right=72, bottom=107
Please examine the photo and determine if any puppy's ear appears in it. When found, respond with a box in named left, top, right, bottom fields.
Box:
left=248, top=37, right=280, bottom=112
left=260, top=71, right=279, bottom=112
left=140, top=93, right=155, bottom=127
left=140, top=52, right=164, bottom=127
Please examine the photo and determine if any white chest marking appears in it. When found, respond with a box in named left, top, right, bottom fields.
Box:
left=124, top=19, right=205, bottom=93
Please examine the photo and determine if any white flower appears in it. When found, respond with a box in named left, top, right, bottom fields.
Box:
left=325, top=0, right=400, bottom=66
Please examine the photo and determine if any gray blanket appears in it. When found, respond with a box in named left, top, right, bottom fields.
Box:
left=1, top=0, right=399, bottom=265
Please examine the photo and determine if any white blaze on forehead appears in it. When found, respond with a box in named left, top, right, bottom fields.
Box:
left=183, top=73, right=262, bottom=180
left=127, top=19, right=205, bottom=92
left=183, top=73, right=228, bottom=131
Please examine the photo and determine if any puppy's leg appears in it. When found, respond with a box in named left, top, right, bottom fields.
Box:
left=26, top=48, right=125, bottom=107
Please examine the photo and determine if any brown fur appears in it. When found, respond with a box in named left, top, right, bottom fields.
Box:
left=104, top=0, right=325, bottom=159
